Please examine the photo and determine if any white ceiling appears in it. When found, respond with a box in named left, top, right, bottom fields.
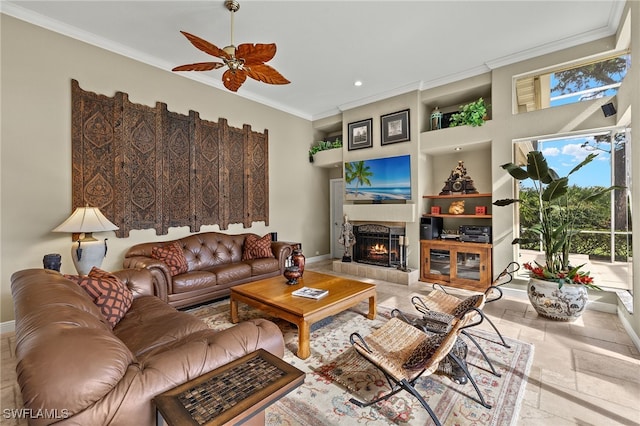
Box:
left=2, top=1, right=625, bottom=120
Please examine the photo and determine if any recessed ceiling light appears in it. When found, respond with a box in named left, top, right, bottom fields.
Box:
left=354, top=80, right=363, bottom=87
left=454, top=147, right=462, bottom=151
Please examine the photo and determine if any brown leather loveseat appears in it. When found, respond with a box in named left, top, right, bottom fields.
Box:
left=123, top=232, right=292, bottom=308
left=11, top=268, right=285, bottom=426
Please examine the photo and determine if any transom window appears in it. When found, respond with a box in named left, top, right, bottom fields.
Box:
left=514, top=53, right=630, bottom=113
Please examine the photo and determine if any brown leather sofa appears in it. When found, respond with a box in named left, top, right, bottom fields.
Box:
left=123, top=232, right=292, bottom=308
left=11, top=268, right=285, bottom=426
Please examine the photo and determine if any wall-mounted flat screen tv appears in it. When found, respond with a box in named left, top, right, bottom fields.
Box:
left=344, top=154, right=411, bottom=201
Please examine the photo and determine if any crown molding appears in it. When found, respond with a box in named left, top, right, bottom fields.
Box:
left=486, top=0, right=624, bottom=70
left=338, top=81, right=422, bottom=113
left=420, top=65, right=491, bottom=92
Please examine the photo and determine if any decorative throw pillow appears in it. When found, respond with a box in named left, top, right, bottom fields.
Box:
left=403, top=333, right=448, bottom=371
left=151, top=241, right=189, bottom=276
left=451, top=294, right=484, bottom=318
left=242, top=234, right=274, bottom=260
left=65, top=267, right=133, bottom=329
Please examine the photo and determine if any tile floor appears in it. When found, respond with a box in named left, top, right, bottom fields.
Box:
left=2, top=260, right=639, bottom=425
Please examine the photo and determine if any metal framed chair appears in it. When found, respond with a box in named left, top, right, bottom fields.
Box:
left=348, top=297, right=490, bottom=426
left=410, top=261, right=520, bottom=378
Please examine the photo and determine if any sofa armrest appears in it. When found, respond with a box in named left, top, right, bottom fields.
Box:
left=271, top=242, right=293, bottom=273
left=122, top=256, right=170, bottom=302
left=93, top=319, right=285, bottom=426
left=112, top=268, right=155, bottom=298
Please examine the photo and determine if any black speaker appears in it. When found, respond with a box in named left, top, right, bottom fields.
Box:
left=420, top=217, right=443, bottom=240
left=601, top=102, right=616, bottom=117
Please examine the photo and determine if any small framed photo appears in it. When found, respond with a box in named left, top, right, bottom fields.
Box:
left=381, top=109, right=410, bottom=145
left=348, top=119, right=373, bottom=151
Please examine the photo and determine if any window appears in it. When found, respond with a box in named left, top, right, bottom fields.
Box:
left=514, top=53, right=630, bottom=113
left=514, top=129, right=633, bottom=290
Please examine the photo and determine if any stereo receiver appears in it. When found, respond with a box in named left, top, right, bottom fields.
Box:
left=459, top=225, right=492, bottom=243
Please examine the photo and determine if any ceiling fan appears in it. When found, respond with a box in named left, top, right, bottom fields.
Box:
left=172, top=0, right=290, bottom=92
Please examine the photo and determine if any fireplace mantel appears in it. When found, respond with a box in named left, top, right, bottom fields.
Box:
left=343, top=203, right=416, bottom=223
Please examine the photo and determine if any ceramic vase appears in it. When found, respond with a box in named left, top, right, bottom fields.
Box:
left=292, top=249, right=305, bottom=276
left=527, top=277, right=589, bottom=321
left=283, top=266, right=302, bottom=285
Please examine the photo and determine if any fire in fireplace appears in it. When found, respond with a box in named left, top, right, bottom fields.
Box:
left=353, top=224, right=405, bottom=267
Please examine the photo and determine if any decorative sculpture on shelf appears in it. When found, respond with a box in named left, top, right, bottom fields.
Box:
left=338, top=214, right=356, bottom=262
left=449, top=200, right=465, bottom=215
left=439, top=160, right=479, bottom=195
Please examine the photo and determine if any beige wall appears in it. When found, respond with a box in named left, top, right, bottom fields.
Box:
left=0, top=15, right=326, bottom=322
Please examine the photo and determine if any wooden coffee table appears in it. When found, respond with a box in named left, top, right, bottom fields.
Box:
left=230, top=271, right=377, bottom=359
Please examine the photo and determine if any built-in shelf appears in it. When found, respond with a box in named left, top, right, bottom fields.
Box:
left=423, top=193, right=492, bottom=218
left=423, top=214, right=492, bottom=219
left=420, top=120, right=494, bottom=154
left=311, top=148, right=342, bottom=168
left=423, top=193, right=492, bottom=199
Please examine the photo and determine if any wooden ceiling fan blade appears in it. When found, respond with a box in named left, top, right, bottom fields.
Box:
left=222, top=69, right=247, bottom=92
left=236, top=43, right=277, bottom=65
left=179, top=31, right=231, bottom=60
left=172, top=62, right=225, bottom=72
left=245, top=64, right=290, bottom=85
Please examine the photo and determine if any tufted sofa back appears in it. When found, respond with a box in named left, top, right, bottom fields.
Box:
left=124, top=232, right=256, bottom=273
left=179, top=232, right=248, bottom=271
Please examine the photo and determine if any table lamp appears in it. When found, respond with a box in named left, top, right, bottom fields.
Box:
left=52, top=206, right=119, bottom=275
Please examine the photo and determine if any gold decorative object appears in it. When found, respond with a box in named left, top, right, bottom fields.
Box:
left=449, top=200, right=465, bottom=215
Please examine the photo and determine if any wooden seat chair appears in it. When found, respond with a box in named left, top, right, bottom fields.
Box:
left=348, top=296, right=490, bottom=426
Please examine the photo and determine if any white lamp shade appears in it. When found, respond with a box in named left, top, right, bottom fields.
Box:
left=53, top=207, right=119, bottom=233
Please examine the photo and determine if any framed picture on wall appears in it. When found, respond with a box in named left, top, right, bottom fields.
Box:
left=381, top=109, right=410, bottom=145
left=348, top=118, right=373, bottom=151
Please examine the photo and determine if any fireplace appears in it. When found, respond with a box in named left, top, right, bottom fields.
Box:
left=353, top=224, right=405, bottom=267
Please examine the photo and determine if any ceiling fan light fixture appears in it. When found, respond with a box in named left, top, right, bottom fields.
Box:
left=172, top=0, right=290, bottom=92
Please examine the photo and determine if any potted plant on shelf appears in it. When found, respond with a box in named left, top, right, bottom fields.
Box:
left=494, top=150, right=620, bottom=321
left=308, top=139, right=342, bottom=162
left=449, top=98, right=488, bottom=127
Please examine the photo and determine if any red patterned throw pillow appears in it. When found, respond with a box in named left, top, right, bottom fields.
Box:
left=242, top=234, right=274, bottom=260
left=65, top=267, right=133, bottom=328
left=151, top=241, right=189, bottom=276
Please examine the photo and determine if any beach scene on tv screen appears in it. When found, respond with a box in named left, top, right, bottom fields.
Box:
left=345, top=155, right=411, bottom=201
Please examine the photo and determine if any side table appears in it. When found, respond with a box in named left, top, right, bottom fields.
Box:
left=154, top=349, right=305, bottom=426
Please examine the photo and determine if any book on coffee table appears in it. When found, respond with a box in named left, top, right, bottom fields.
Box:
left=292, top=287, right=328, bottom=300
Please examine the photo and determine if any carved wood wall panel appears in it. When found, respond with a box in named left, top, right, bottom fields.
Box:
left=71, top=80, right=269, bottom=237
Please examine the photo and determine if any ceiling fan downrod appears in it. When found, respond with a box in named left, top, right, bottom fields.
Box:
left=223, top=0, right=240, bottom=57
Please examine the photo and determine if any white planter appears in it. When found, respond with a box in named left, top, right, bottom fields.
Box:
left=527, top=277, right=589, bottom=321
left=311, top=148, right=342, bottom=168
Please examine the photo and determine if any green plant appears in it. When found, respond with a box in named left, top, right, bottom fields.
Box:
left=308, top=139, right=342, bottom=162
left=494, top=150, right=620, bottom=289
left=449, top=98, right=487, bottom=127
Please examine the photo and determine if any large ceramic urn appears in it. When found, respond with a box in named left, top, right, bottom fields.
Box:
left=527, top=278, right=589, bottom=321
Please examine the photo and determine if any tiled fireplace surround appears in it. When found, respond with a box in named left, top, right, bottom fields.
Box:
left=333, top=203, right=419, bottom=284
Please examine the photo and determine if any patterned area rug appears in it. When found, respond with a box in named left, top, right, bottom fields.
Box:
left=187, top=299, right=533, bottom=426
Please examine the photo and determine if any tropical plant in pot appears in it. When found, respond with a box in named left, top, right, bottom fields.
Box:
left=308, top=139, right=342, bottom=162
left=494, top=150, right=620, bottom=320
